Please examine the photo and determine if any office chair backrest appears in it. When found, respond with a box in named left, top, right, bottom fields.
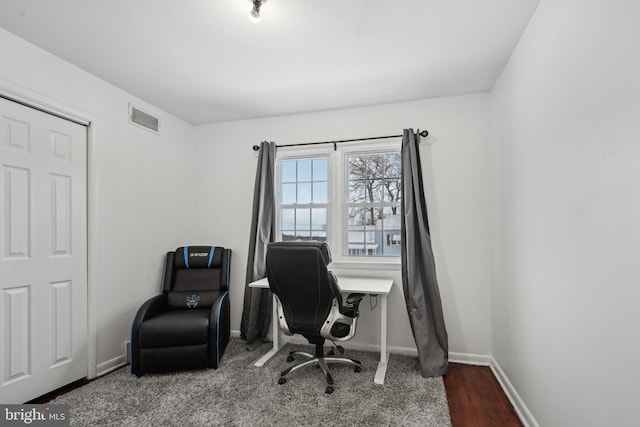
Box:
left=266, top=241, right=343, bottom=336
left=162, top=246, right=230, bottom=310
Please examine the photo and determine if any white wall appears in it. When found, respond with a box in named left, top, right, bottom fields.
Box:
left=491, top=0, right=640, bottom=425
left=194, top=94, right=493, bottom=356
left=0, top=28, right=197, bottom=370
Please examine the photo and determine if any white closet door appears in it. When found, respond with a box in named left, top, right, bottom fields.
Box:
left=0, top=97, right=88, bottom=403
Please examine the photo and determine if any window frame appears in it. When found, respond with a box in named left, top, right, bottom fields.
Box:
left=339, top=143, right=402, bottom=260
left=274, top=139, right=402, bottom=269
left=275, top=147, right=333, bottom=246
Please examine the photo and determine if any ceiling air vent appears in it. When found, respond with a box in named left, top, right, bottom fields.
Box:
left=129, top=104, right=160, bottom=134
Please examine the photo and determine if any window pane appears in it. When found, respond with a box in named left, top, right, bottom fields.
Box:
left=369, top=179, right=384, bottom=203
left=296, top=229, right=311, bottom=240
left=344, top=151, right=401, bottom=255
left=278, top=155, right=330, bottom=245
left=382, top=178, right=401, bottom=203
left=282, top=161, right=296, bottom=183
left=282, top=183, right=296, bottom=204
left=311, top=231, right=326, bottom=241
left=348, top=208, right=376, bottom=256
left=281, top=231, right=295, bottom=241
left=347, top=179, right=365, bottom=203
left=298, top=183, right=312, bottom=204
left=388, top=153, right=401, bottom=174
left=313, top=182, right=327, bottom=203
left=281, top=209, right=295, bottom=230
left=346, top=207, right=400, bottom=256
left=382, top=207, right=401, bottom=256
left=296, top=208, right=310, bottom=228
left=348, top=155, right=367, bottom=180
left=313, top=158, right=327, bottom=181
left=348, top=207, right=366, bottom=227
left=311, top=208, right=326, bottom=230
left=347, top=152, right=401, bottom=205
left=297, top=159, right=311, bottom=181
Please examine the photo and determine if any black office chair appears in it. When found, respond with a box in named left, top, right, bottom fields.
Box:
left=130, top=245, right=231, bottom=376
left=266, top=241, right=364, bottom=394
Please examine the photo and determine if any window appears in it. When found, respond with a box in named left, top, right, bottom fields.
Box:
left=345, top=152, right=401, bottom=257
left=278, top=157, right=328, bottom=242
left=276, top=143, right=401, bottom=260
left=386, top=233, right=401, bottom=246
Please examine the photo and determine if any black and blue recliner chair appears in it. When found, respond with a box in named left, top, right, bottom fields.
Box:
left=131, top=245, right=231, bottom=376
left=266, top=241, right=364, bottom=394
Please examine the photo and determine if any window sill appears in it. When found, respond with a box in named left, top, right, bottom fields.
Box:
left=329, top=259, right=401, bottom=271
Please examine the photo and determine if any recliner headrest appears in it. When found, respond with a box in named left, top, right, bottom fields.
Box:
left=267, top=241, right=332, bottom=265
left=174, top=246, right=222, bottom=269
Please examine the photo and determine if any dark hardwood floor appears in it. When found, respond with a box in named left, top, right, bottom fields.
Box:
left=444, top=363, right=523, bottom=427
left=30, top=362, right=523, bottom=426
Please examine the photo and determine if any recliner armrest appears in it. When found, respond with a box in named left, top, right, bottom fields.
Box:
left=133, top=294, right=166, bottom=327
left=131, top=294, right=166, bottom=376
left=208, top=290, right=230, bottom=369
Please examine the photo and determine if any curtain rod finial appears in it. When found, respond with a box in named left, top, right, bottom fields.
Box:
left=252, top=145, right=260, bottom=151
left=418, top=130, right=429, bottom=138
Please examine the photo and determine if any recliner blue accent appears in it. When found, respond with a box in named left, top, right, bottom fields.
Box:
left=207, top=246, right=216, bottom=268
left=130, top=245, right=232, bottom=376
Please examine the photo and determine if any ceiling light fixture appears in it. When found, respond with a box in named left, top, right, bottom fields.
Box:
left=249, top=0, right=267, bottom=23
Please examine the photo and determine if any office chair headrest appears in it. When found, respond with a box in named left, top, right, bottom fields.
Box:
left=267, top=241, right=332, bottom=265
left=174, top=246, right=223, bottom=269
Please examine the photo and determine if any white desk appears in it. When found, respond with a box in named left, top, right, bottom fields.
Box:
left=249, top=276, right=394, bottom=385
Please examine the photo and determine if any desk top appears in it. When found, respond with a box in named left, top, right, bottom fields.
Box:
left=249, top=276, right=393, bottom=295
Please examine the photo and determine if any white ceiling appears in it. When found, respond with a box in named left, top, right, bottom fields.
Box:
left=0, top=0, right=540, bottom=125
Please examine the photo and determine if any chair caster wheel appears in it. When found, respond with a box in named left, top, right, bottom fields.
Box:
left=278, top=377, right=286, bottom=385
left=325, top=385, right=334, bottom=394
left=354, top=365, right=361, bottom=373
left=336, top=345, right=345, bottom=355
left=286, top=355, right=294, bottom=362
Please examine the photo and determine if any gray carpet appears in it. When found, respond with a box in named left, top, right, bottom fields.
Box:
left=52, top=338, right=451, bottom=426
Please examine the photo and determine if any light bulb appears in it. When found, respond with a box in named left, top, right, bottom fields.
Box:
left=249, top=7, right=261, bottom=23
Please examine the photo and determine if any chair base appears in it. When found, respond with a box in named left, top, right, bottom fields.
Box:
left=278, top=344, right=361, bottom=394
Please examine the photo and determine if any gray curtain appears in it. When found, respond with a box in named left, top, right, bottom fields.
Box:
left=400, top=129, right=448, bottom=377
left=240, top=141, right=276, bottom=350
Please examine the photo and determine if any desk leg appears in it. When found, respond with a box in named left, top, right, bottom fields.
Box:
left=254, top=295, right=282, bottom=367
left=374, top=294, right=390, bottom=385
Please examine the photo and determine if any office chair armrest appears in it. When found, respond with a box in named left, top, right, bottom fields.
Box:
left=339, top=293, right=364, bottom=318
left=346, top=293, right=365, bottom=306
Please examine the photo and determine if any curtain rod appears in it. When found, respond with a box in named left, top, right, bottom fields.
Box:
left=251, top=129, right=428, bottom=151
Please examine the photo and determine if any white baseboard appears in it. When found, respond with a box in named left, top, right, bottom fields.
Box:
left=489, top=358, right=539, bottom=427
left=449, top=351, right=493, bottom=366
left=96, top=354, right=127, bottom=377
left=445, top=351, right=538, bottom=427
